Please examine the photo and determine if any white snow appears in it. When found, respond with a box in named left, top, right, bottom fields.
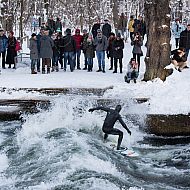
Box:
left=0, top=36, right=189, bottom=115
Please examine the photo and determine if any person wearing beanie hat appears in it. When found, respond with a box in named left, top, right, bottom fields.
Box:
left=94, top=28, right=108, bottom=73
left=29, top=33, right=38, bottom=74
left=65, top=28, right=71, bottom=35
left=112, top=32, right=124, bottom=73
left=0, top=28, right=8, bottom=69
left=73, top=28, right=83, bottom=69
left=6, top=31, right=17, bottom=69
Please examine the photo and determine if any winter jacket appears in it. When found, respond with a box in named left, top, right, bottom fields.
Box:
left=117, top=16, right=127, bottom=31
left=85, top=40, right=95, bottom=58
left=6, top=37, right=17, bottom=65
left=179, top=29, right=190, bottom=49
left=36, top=33, right=42, bottom=53
left=92, top=23, right=101, bottom=38
left=73, top=34, right=83, bottom=50
left=112, top=38, right=124, bottom=59
left=55, top=21, right=62, bottom=31
left=81, top=33, right=89, bottom=53
left=63, top=34, right=76, bottom=52
left=29, top=38, right=39, bottom=59
left=172, top=23, right=184, bottom=39
left=107, top=37, right=115, bottom=58
left=102, top=23, right=111, bottom=39
left=171, top=49, right=187, bottom=62
left=40, top=35, right=54, bottom=58
left=53, top=38, right=61, bottom=57
left=131, top=37, right=143, bottom=54
left=0, top=35, right=8, bottom=53
left=128, top=19, right=135, bottom=33
left=133, top=19, right=146, bottom=36
left=127, top=61, right=138, bottom=72
left=94, top=34, right=108, bottom=51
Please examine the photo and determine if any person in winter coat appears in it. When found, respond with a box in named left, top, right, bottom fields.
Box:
left=29, top=33, right=39, bottom=74
left=55, top=17, right=62, bottom=32
left=81, top=29, right=89, bottom=70
left=63, top=28, right=76, bottom=72
left=131, top=32, right=143, bottom=72
left=94, top=29, right=108, bottom=73
left=107, top=32, right=116, bottom=70
left=51, top=32, right=62, bottom=72
left=112, top=33, right=124, bottom=73
left=40, top=29, right=54, bottom=74
left=124, top=58, right=139, bottom=83
left=171, top=47, right=188, bottom=72
left=179, top=24, right=190, bottom=59
left=172, top=19, right=184, bottom=48
left=102, top=19, right=112, bottom=39
left=128, top=15, right=135, bottom=41
left=85, top=34, right=95, bottom=72
left=92, top=19, right=101, bottom=39
left=117, top=13, right=127, bottom=39
left=133, top=16, right=146, bottom=39
left=36, top=27, right=45, bottom=72
left=73, top=29, right=83, bottom=69
left=6, top=31, right=17, bottom=69
left=0, top=28, right=8, bottom=69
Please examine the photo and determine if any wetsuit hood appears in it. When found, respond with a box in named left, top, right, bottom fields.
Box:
left=115, top=105, right=122, bottom=112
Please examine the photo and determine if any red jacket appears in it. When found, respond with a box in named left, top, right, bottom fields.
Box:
left=73, top=34, right=83, bottom=50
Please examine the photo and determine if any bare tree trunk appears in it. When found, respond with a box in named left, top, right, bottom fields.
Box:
left=143, top=0, right=172, bottom=81
left=112, top=0, right=119, bottom=30
left=19, top=0, right=24, bottom=39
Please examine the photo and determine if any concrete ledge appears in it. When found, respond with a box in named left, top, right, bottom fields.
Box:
left=0, top=99, right=50, bottom=121
left=146, top=114, right=190, bottom=136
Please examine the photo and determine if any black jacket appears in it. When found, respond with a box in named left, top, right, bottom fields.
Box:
left=63, top=34, right=76, bottom=52
left=112, top=38, right=124, bottom=59
left=102, top=23, right=111, bottom=39
left=92, top=23, right=101, bottom=38
left=179, top=29, right=190, bottom=49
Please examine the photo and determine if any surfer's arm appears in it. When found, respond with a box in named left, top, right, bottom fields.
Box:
left=118, top=116, right=131, bottom=135
left=88, top=107, right=111, bottom=112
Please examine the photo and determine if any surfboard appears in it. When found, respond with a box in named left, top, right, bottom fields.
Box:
left=104, top=141, right=139, bottom=157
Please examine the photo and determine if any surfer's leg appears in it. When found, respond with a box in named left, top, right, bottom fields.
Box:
left=108, top=129, right=123, bottom=150
left=104, top=133, right=108, bottom=140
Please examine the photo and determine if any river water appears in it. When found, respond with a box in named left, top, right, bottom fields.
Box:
left=0, top=95, right=189, bottom=190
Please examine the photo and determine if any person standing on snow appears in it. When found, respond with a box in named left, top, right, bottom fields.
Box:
left=94, top=29, right=108, bottom=73
left=88, top=105, right=131, bottom=150
left=0, top=28, right=8, bottom=69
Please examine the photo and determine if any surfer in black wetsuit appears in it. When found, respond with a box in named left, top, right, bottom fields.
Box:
left=88, top=105, right=131, bottom=150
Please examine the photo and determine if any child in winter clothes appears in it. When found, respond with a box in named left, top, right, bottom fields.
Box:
left=85, top=34, right=95, bottom=72
left=29, top=33, right=38, bottom=74
left=124, top=58, right=139, bottom=83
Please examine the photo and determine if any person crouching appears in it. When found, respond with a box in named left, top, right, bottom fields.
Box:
left=124, top=58, right=139, bottom=83
left=29, top=33, right=38, bottom=74
left=171, top=47, right=188, bottom=72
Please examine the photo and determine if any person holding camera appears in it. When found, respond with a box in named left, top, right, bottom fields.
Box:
left=124, top=58, right=139, bottom=83
left=131, top=32, right=143, bottom=72
left=171, top=47, right=188, bottom=72
left=94, top=29, right=108, bottom=73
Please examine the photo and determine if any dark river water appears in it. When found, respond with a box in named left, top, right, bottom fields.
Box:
left=0, top=95, right=189, bottom=190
